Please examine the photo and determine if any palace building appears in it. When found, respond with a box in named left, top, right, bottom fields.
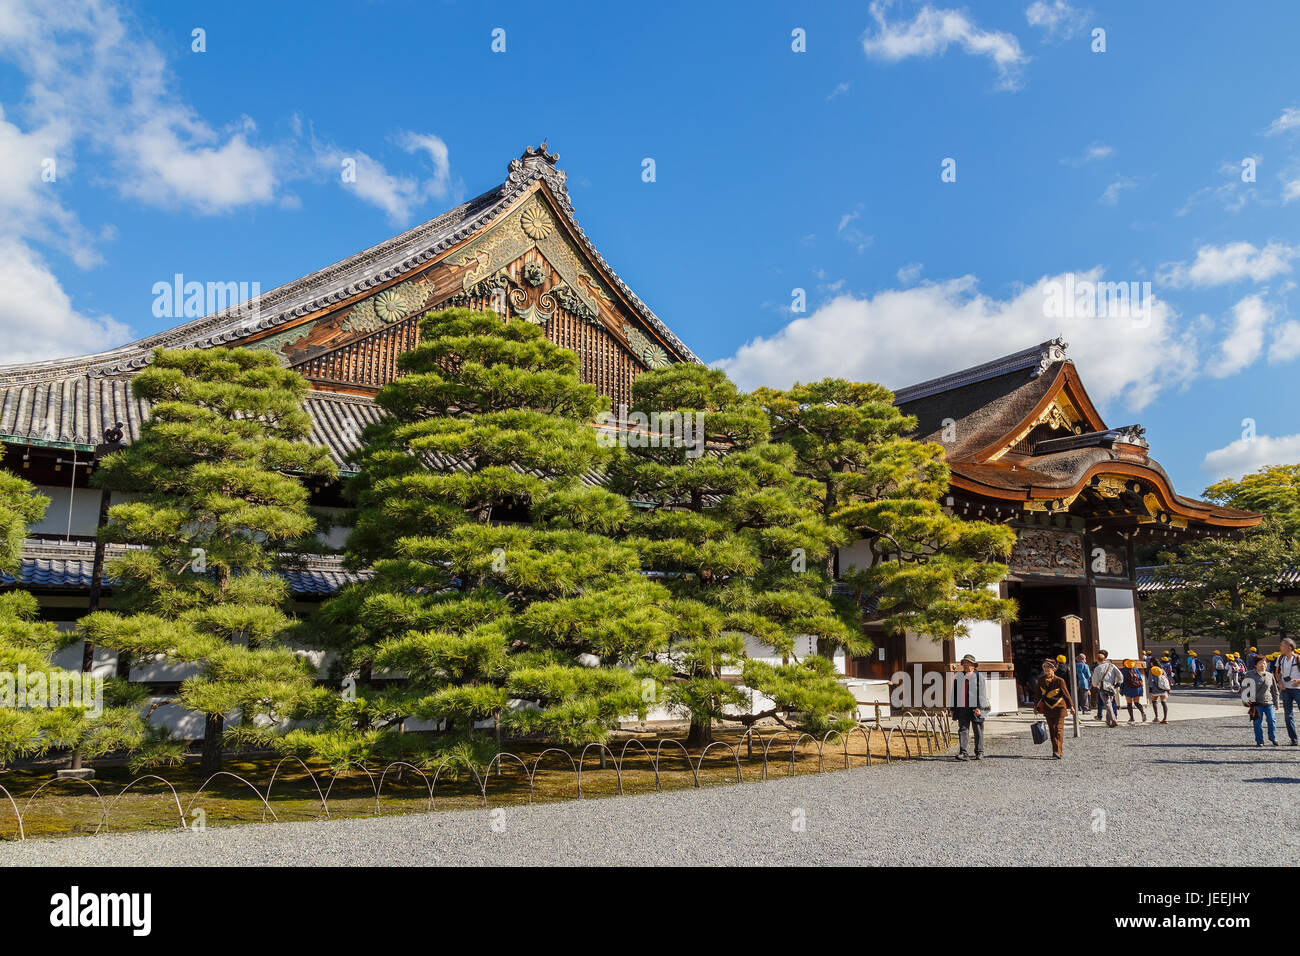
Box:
left=843, top=339, right=1260, bottom=711
left=0, top=146, right=1260, bottom=727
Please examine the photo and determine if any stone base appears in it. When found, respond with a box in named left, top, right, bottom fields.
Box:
left=56, top=768, right=96, bottom=780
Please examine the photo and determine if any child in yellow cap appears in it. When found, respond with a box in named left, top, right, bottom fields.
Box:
left=1148, top=664, right=1170, bottom=723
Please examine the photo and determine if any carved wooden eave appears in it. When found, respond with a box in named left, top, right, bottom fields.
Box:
left=893, top=339, right=1260, bottom=534
left=978, top=363, right=1107, bottom=461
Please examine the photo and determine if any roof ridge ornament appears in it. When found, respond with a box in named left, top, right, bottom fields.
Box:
left=521, top=142, right=559, bottom=165
left=507, top=142, right=573, bottom=220
left=1033, top=337, right=1069, bottom=377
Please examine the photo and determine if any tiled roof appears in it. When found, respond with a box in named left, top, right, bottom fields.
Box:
left=892, top=338, right=1067, bottom=405
left=1, top=540, right=368, bottom=597
left=1136, top=565, right=1300, bottom=594
left=0, top=147, right=698, bottom=465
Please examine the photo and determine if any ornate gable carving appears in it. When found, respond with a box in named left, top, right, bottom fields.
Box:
left=238, top=179, right=678, bottom=403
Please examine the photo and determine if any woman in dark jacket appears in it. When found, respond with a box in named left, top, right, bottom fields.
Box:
left=1035, top=658, right=1075, bottom=759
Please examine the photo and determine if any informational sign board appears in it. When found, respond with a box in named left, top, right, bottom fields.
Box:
left=1064, top=614, right=1083, bottom=644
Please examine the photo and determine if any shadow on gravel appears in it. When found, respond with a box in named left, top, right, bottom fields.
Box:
left=1148, top=758, right=1295, bottom=767
left=1242, top=777, right=1300, bottom=783
left=1122, top=742, right=1261, bottom=749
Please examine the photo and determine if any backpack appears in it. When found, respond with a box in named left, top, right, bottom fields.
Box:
left=1125, top=669, right=1143, bottom=689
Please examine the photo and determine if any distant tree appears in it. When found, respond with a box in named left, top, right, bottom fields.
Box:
left=80, top=348, right=336, bottom=774
left=1143, top=467, right=1300, bottom=652
left=606, top=364, right=861, bottom=746
left=1205, top=464, right=1300, bottom=540
left=754, top=379, right=1017, bottom=643
left=1143, top=526, right=1300, bottom=652
left=292, top=308, right=675, bottom=768
left=0, top=473, right=144, bottom=768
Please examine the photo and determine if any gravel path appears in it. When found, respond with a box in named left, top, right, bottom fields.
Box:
left=7, top=714, right=1298, bottom=866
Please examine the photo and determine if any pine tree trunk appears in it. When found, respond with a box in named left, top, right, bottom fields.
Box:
left=685, top=718, right=713, bottom=748
left=200, top=713, right=224, bottom=775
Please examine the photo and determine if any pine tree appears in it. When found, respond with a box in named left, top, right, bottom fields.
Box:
left=605, top=364, right=862, bottom=746
left=0, top=473, right=144, bottom=768
left=80, top=348, right=336, bottom=774
left=293, top=308, right=675, bottom=768
left=754, top=379, right=1016, bottom=644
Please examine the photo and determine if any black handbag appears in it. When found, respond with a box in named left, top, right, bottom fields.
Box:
left=1030, top=720, right=1049, bottom=745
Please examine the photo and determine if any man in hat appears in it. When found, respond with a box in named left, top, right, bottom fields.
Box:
left=950, top=653, right=989, bottom=761
left=1276, top=637, right=1300, bottom=746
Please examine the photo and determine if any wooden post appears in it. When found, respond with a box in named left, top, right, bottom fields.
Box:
left=1064, top=614, right=1083, bottom=738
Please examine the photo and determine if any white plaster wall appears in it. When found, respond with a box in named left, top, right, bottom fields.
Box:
left=1096, top=587, right=1140, bottom=662
left=988, top=675, right=1019, bottom=713
left=29, top=484, right=102, bottom=538
left=905, top=631, right=945, bottom=662
left=838, top=538, right=874, bottom=573
left=314, top=507, right=351, bottom=551
left=952, top=618, right=1004, bottom=664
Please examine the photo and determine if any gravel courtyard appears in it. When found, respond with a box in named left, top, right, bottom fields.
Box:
left=6, top=710, right=1297, bottom=867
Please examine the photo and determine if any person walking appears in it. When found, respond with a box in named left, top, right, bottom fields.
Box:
left=1276, top=639, right=1300, bottom=747
left=1074, top=653, right=1092, bottom=713
left=950, top=654, right=989, bottom=761
left=1034, top=658, right=1075, bottom=759
left=1187, top=651, right=1203, bottom=688
left=1120, top=659, right=1147, bottom=722
left=1091, top=650, right=1121, bottom=727
left=1147, top=664, right=1171, bottom=723
left=1170, top=653, right=1182, bottom=686
left=1243, top=655, right=1281, bottom=747
left=1213, top=651, right=1226, bottom=688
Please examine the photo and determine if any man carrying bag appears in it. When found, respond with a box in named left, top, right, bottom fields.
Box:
left=1091, top=649, right=1121, bottom=727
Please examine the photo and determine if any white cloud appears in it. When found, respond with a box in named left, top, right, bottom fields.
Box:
left=714, top=269, right=1195, bottom=411
left=0, top=0, right=281, bottom=214
left=396, top=131, right=454, bottom=200
left=1099, top=176, right=1137, bottom=205
left=1203, top=433, right=1300, bottom=482
left=1266, top=107, right=1300, bottom=135
left=1211, top=294, right=1270, bottom=378
left=836, top=207, right=873, bottom=253
left=0, top=0, right=458, bottom=361
left=115, top=121, right=278, bottom=214
left=315, top=132, right=455, bottom=224
left=1177, top=158, right=1258, bottom=216
left=1026, top=1, right=1089, bottom=41
left=897, top=261, right=925, bottom=284
left=1060, top=141, right=1112, bottom=166
left=0, top=238, right=130, bottom=365
left=1270, top=321, right=1300, bottom=364
left=827, top=82, right=851, bottom=101
left=1157, top=241, right=1298, bottom=288
left=861, top=1, right=1028, bottom=91
left=1282, top=177, right=1300, bottom=204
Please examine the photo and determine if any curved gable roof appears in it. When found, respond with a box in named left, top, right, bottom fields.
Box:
left=0, top=147, right=698, bottom=465
left=894, top=339, right=1258, bottom=530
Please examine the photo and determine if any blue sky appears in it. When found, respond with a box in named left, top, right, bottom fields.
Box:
left=1, top=0, right=1299, bottom=497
